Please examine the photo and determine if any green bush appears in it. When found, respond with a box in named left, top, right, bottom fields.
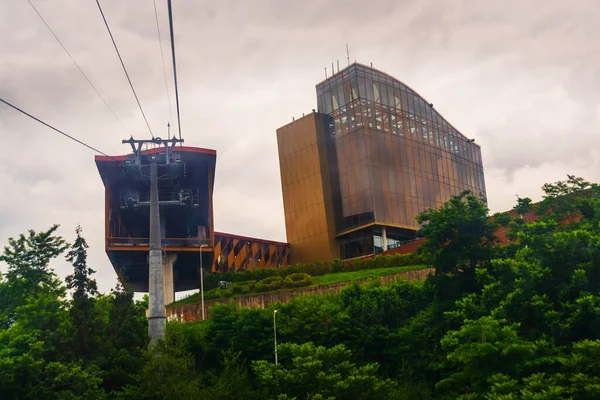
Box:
left=231, top=280, right=256, bottom=294
left=204, top=252, right=425, bottom=291
left=332, top=258, right=344, bottom=272
left=283, top=273, right=313, bottom=288
left=255, top=276, right=284, bottom=293
left=206, top=287, right=233, bottom=299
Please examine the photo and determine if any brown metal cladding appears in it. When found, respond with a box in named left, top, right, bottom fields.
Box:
left=277, top=113, right=340, bottom=264
left=316, top=63, right=486, bottom=234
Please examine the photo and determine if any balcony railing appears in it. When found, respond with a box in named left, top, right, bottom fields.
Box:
left=107, top=237, right=211, bottom=248
left=120, top=187, right=200, bottom=209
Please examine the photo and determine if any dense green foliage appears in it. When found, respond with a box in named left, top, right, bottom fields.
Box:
left=0, top=226, right=147, bottom=399
left=416, top=190, right=497, bottom=276
left=2, top=175, right=600, bottom=399
left=252, top=342, right=401, bottom=399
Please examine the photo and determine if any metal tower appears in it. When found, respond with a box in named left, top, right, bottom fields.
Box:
left=122, top=136, right=184, bottom=344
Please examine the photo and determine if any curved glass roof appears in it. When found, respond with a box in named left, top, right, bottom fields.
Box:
left=316, top=62, right=475, bottom=144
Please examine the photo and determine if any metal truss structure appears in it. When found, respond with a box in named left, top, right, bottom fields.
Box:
left=212, top=232, right=289, bottom=272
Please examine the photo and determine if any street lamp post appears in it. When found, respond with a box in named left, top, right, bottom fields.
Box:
left=273, top=309, right=278, bottom=365
left=200, top=244, right=208, bottom=320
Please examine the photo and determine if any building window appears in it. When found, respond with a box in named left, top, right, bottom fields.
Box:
left=374, top=235, right=383, bottom=253
left=373, top=82, right=381, bottom=103
left=351, top=78, right=359, bottom=101
left=323, top=91, right=332, bottom=114
left=366, top=80, right=374, bottom=102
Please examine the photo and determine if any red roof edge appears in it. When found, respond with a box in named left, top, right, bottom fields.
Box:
left=214, top=231, right=289, bottom=247
left=94, top=146, right=217, bottom=162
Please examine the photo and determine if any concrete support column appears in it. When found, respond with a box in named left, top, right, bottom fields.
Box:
left=163, top=254, right=177, bottom=306
left=160, top=213, right=166, bottom=242
left=382, top=226, right=388, bottom=252
left=148, top=162, right=165, bottom=345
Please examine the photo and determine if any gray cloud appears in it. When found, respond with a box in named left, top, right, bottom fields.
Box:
left=1, top=0, right=599, bottom=293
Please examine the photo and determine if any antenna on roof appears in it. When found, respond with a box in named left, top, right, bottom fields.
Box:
left=346, top=44, right=350, bottom=66
left=167, top=122, right=171, bottom=140
left=370, top=62, right=373, bottom=67
left=332, top=62, right=334, bottom=75
left=324, top=66, right=327, bottom=79
left=336, top=60, right=340, bottom=72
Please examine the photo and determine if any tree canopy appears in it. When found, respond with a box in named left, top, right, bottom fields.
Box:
left=415, top=190, right=497, bottom=278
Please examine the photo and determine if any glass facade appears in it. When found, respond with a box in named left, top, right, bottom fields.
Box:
left=316, top=63, right=486, bottom=236
left=338, top=225, right=412, bottom=259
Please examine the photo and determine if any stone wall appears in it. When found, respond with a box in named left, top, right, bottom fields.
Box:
left=166, top=267, right=433, bottom=322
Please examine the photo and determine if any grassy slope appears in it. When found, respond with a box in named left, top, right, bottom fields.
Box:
left=311, top=265, right=427, bottom=286
left=170, top=264, right=428, bottom=307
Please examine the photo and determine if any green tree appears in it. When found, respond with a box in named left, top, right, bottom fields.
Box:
left=65, top=225, right=101, bottom=361
left=0, top=226, right=112, bottom=399
left=561, top=339, right=600, bottom=399
left=436, top=316, right=555, bottom=399
left=252, top=342, right=399, bottom=400
left=537, top=175, right=599, bottom=223
left=513, top=196, right=533, bottom=219
left=101, top=282, right=147, bottom=394
left=0, top=291, right=71, bottom=398
left=416, top=191, right=497, bottom=276
left=492, top=212, right=511, bottom=228
left=0, top=225, right=67, bottom=328
left=199, top=348, right=259, bottom=400
left=134, top=323, right=200, bottom=399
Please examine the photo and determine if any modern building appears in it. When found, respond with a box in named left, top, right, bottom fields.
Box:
left=94, top=62, right=486, bottom=302
left=277, top=63, right=486, bottom=264
left=95, top=146, right=288, bottom=303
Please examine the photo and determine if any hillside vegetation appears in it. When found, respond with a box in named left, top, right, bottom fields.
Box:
left=171, top=263, right=429, bottom=306
left=1, top=175, right=600, bottom=399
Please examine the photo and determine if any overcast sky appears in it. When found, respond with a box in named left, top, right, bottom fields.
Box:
left=1, top=0, right=599, bottom=294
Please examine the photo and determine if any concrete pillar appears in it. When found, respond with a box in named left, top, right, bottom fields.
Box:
left=160, top=213, right=166, bottom=242
left=382, top=226, right=388, bottom=252
left=148, top=162, right=165, bottom=345
left=163, top=254, right=177, bottom=306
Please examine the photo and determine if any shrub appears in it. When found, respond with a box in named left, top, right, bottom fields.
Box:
left=283, top=273, right=313, bottom=288
left=255, top=276, right=284, bottom=293
left=204, top=253, right=426, bottom=290
left=332, top=258, right=344, bottom=272
left=206, top=287, right=233, bottom=299
left=231, top=280, right=256, bottom=294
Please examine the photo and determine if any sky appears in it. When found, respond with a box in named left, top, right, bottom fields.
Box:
left=1, top=0, right=599, bottom=294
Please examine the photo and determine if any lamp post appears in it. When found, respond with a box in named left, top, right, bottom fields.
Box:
left=200, top=244, right=208, bottom=320
left=273, top=309, right=278, bottom=365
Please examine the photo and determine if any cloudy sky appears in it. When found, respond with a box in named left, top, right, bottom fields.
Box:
left=1, top=0, right=599, bottom=294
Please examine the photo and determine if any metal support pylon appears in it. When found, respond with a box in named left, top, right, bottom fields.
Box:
left=120, top=136, right=184, bottom=345
left=147, top=161, right=165, bottom=344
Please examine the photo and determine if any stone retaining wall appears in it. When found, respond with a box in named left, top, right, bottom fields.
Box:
left=166, top=267, right=433, bottom=322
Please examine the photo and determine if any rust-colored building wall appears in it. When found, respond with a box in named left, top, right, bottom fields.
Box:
left=317, top=63, right=486, bottom=236
left=494, top=207, right=540, bottom=244
left=277, top=112, right=339, bottom=264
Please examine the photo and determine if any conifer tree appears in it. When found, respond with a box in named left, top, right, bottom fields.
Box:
left=65, top=225, right=99, bottom=360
